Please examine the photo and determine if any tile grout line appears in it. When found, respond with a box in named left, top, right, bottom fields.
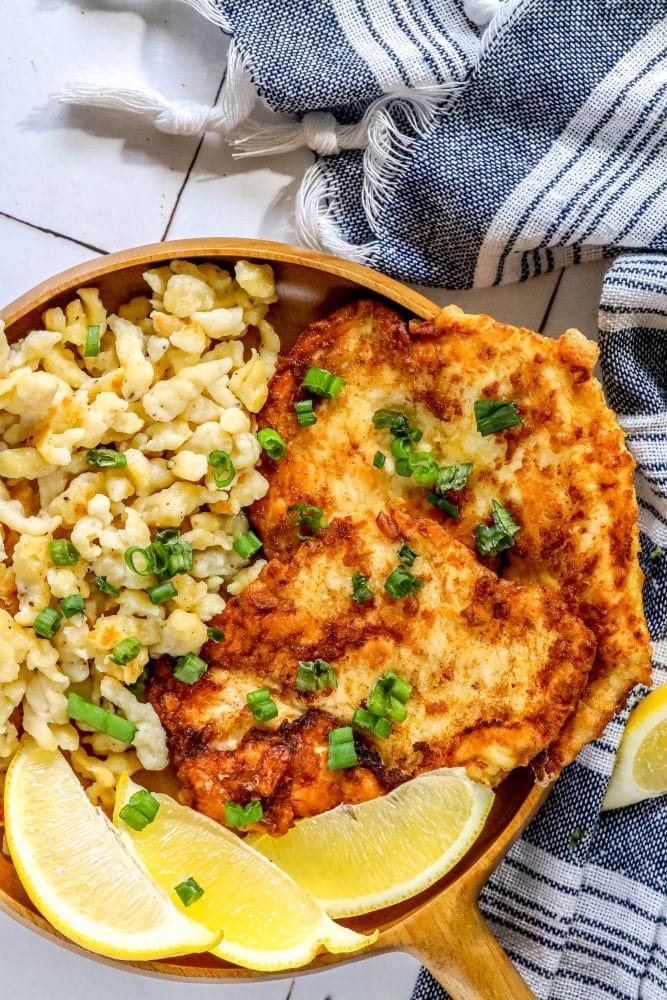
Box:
left=0, top=209, right=108, bottom=256
left=283, top=978, right=296, bottom=1000
left=538, top=268, right=565, bottom=333
left=160, top=70, right=227, bottom=242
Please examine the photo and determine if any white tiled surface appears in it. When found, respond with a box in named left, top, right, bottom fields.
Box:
left=0, top=3, right=606, bottom=999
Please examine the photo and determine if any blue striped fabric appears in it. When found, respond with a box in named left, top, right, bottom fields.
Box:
left=212, top=0, right=667, bottom=288
left=413, top=257, right=667, bottom=998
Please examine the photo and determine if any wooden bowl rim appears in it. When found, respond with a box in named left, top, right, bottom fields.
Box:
left=0, top=237, right=546, bottom=982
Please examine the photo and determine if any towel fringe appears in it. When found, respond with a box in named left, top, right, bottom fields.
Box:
left=59, top=40, right=255, bottom=138
left=175, top=0, right=234, bottom=31
left=295, top=161, right=377, bottom=264
left=236, top=83, right=458, bottom=231
left=463, top=0, right=504, bottom=26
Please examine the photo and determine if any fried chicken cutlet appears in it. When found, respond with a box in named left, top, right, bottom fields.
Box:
left=251, top=301, right=651, bottom=780
left=149, top=510, right=596, bottom=834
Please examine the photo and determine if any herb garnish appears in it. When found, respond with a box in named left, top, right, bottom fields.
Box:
left=475, top=500, right=521, bottom=557
left=474, top=400, right=523, bottom=436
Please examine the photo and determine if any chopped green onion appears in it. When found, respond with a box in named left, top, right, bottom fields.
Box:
left=209, top=450, right=235, bottom=489
left=352, top=708, right=391, bottom=739
left=295, top=661, right=317, bottom=692
left=395, top=458, right=412, bottom=478
left=366, top=670, right=413, bottom=724
left=384, top=566, right=424, bottom=600
left=302, top=366, right=346, bottom=399
left=84, top=324, right=100, bottom=357
left=287, top=503, right=325, bottom=540
left=111, top=636, right=141, bottom=665
left=247, top=687, right=279, bottom=723
left=649, top=545, right=664, bottom=561
left=373, top=450, right=386, bottom=469
left=174, top=876, right=204, bottom=907
left=398, top=541, right=418, bottom=567
left=118, top=805, right=149, bottom=831
left=474, top=399, right=523, bottom=436
left=387, top=696, right=408, bottom=723
left=407, top=425, right=423, bottom=443
left=86, top=448, right=127, bottom=469
left=435, top=463, right=473, bottom=493
left=155, top=528, right=180, bottom=545
left=224, top=799, right=264, bottom=828
left=427, top=491, right=460, bottom=519
left=147, top=582, right=177, bottom=605
left=257, top=427, right=287, bottom=461
left=207, top=626, right=225, bottom=642
left=295, top=659, right=338, bottom=693
left=407, top=452, right=439, bottom=486
left=48, top=539, right=80, bottom=567
left=327, top=726, right=358, bottom=770
left=295, top=399, right=317, bottom=426
left=59, top=594, right=85, bottom=618
left=128, top=665, right=150, bottom=696
left=568, top=826, right=585, bottom=851
left=33, top=607, right=62, bottom=639
left=67, top=691, right=136, bottom=744
left=372, top=409, right=410, bottom=436
left=391, top=674, right=413, bottom=704
left=125, top=545, right=158, bottom=577
left=119, top=790, right=160, bottom=831
left=93, top=576, right=120, bottom=598
left=126, top=535, right=191, bottom=582
left=475, top=500, right=520, bottom=557
left=351, top=571, right=374, bottom=604
left=174, top=653, right=207, bottom=685
left=233, top=531, right=263, bottom=559
left=391, top=436, right=411, bottom=461
left=165, top=540, right=193, bottom=576
left=367, top=681, right=389, bottom=718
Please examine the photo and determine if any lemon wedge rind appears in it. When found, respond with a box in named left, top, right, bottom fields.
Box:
left=248, top=767, right=494, bottom=919
left=603, top=684, right=667, bottom=811
left=114, top=774, right=376, bottom=972
left=4, top=741, right=220, bottom=961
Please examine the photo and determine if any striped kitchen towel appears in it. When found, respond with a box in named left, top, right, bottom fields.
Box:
left=415, top=255, right=667, bottom=1000
left=62, top=0, right=667, bottom=288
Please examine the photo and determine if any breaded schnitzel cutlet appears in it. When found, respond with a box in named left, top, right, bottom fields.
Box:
left=149, top=510, right=596, bottom=834
left=251, top=300, right=651, bottom=779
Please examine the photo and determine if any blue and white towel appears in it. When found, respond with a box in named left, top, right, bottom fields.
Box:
left=61, top=2, right=667, bottom=996
left=63, top=0, right=667, bottom=288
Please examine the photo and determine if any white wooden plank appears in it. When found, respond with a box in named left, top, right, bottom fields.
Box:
left=0, top=214, right=97, bottom=307
left=417, top=269, right=562, bottom=331
left=541, top=259, right=610, bottom=342
left=0, top=0, right=227, bottom=250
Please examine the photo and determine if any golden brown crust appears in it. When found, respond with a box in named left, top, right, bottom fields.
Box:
left=252, top=300, right=651, bottom=778
left=149, top=511, right=597, bottom=831
left=161, top=705, right=388, bottom=837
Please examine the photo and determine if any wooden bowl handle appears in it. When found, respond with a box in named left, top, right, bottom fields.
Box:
left=382, top=885, right=536, bottom=1000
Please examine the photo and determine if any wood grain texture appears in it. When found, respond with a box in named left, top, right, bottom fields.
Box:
left=0, top=238, right=548, bottom=998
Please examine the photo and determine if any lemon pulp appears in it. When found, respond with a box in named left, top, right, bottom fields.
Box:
left=248, top=767, right=494, bottom=918
left=4, top=741, right=219, bottom=960
left=633, top=718, right=667, bottom=790
left=115, top=775, right=376, bottom=970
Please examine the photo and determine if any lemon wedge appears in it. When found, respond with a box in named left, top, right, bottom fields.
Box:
left=3, top=741, right=219, bottom=960
left=603, top=685, right=667, bottom=810
left=114, top=774, right=376, bottom=971
left=247, top=768, right=494, bottom=918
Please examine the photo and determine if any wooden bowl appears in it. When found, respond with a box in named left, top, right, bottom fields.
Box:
left=0, top=239, right=547, bottom=999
